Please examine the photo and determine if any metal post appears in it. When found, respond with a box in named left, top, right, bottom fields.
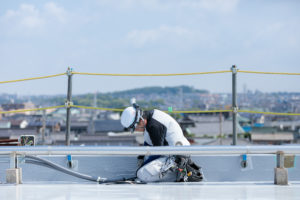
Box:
left=65, top=67, right=73, bottom=146
left=42, top=109, right=46, bottom=145
left=231, top=65, right=238, bottom=145
left=9, top=152, right=17, bottom=169
left=275, top=151, right=288, bottom=185
left=7, top=152, right=22, bottom=184
left=219, top=112, right=223, bottom=145
left=276, top=151, right=284, bottom=168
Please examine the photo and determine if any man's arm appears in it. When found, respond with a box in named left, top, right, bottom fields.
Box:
left=147, top=118, right=167, bottom=146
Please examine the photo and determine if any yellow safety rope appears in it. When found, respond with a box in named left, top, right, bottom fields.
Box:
left=238, top=110, right=300, bottom=116
left=1, top=69, right=300, bottom=85
left=1, top=69, right=299, bottom=85
left=72, top=71, right=231, bottom=76
left=1, top=104, right=299, bottom=116
left=71, top=105, right=231, bottom=113
left=71, top=105, right=124, bottom=112
left=0, top=73, right=66, bottom=84
left=238, top=70, right=300, bottom=76
left=0, top=69, right=299, bottom=116
left=72, top=105, right=300, bottom=116
left=166, top=110, right=231, bottom=114
left=0, top=105, right=65, bottom=114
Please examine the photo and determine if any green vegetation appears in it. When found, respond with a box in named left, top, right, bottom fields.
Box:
left=202, top=134, right=214, bottom=139
left=50, top=85, right=207, bottom=108
left=110, top=85, right=208, bottom=97
left=0, top=86, right=208, bottom=109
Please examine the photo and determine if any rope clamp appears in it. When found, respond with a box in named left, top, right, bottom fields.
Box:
left=231, top=65, right=238, bottom=74
left=66, top=67, right=73, bottom=76
left=65, top=100, right=73, bottom=108
left=233, top=107, right=239, bottom=113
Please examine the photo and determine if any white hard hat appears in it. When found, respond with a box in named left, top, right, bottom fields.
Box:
left=121, top=106, right=141, bottom=131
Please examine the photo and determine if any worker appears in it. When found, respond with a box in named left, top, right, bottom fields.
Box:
left=120, top=99, right=203, bottom=182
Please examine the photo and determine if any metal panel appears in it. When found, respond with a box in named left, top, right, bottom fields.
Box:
left=1, top=154, right=299, bottom=183
left=1, top=146, right=300, bottom=155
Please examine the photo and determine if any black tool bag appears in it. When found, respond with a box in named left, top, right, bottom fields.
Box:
left=175, top=155, right=203, bottom=182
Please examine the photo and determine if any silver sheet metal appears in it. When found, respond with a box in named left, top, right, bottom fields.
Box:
left=1, top=145, right=300, bottom=155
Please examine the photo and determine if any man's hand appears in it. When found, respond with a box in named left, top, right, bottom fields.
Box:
left=137, top=155, right=144, bottom=168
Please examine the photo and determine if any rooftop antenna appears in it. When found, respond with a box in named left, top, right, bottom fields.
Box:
left=90, top=91, right=98, bottom=135
left=179, top=87, right=183, bottom=110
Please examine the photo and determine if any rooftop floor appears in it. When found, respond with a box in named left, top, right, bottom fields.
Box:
left=1, top=182, right=300, bottom=200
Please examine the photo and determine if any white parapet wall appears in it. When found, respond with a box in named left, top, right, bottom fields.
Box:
left=0, top=146, right=300, bottom=183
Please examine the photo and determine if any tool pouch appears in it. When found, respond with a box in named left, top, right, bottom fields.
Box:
left=175, top=155, right=203, bottom=182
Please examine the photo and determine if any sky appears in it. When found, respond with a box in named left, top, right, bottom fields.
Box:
left=0, top=0, right=300, bottom=95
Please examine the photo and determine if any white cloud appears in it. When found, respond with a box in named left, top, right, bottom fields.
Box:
left=44, top=2, right=68, bottom=23
left=96, top=0, right=239, bottom=13
left=2, top=4, right=44, bottom=29
left=0, top=2, right=68, bottom=33
left=244, top=22, right=299, bottom=48
left=95, top=0, right=164, bottom=10
left=127, top=25, right=192, bottom=46
left=257, top=23, right=284, bottom=38
left=185, top=0, right=240, bottom=13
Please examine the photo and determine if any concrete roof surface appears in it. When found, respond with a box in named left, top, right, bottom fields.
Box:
left=1, top=182, right=300, bottom=200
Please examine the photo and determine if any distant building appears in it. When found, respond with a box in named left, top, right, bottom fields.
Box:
left=0, top=120, right=11, bottom=129
left=27, top=119, right=61, bottom=133
left=60, top=120, right=89, bottom=134
left=186, top=115, right=245, bottom=137
left=93, top=119, right=124, bottom=135
left=1, top=101, right=36, bottom=116
left=59, top=111, right=124, bottom=135
left=1, top=103, right=25, bottom=111
left=250, top=127, right=294, bottom=145
left=251, top=132, right=294, bottom=145
left=264, top=120, right=300, bottom=132
left=0, top=107, right=2, bottom=120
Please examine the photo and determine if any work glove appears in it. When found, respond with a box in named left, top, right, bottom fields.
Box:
left=137, top=155, right=145, bottom=168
